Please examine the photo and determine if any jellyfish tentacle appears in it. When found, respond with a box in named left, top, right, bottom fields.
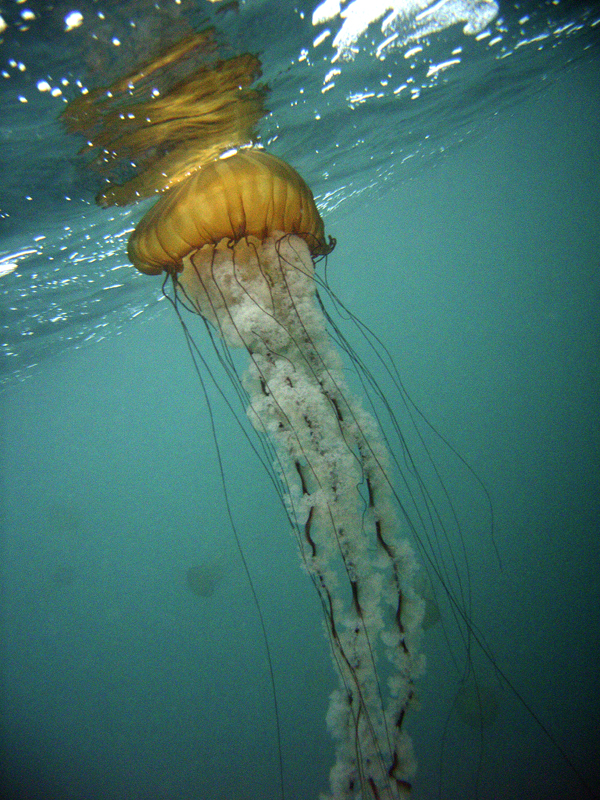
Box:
left=185, top=233, right=421, bottom=800
left=276, top=274, right=425, bottom=765
left=173, top=233, right=422, bottom=799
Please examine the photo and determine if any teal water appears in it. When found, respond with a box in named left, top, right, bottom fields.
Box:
left=1, top=2, right=599, bottom=799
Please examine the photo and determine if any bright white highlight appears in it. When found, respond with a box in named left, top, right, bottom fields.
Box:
left=313, top=0, right=342, bottom=25
left=64, top=11, right=83, bottom=31
left=426, top=57, right=461, bottom=75
left=312, top=0, right=499, bottom=59
left=0, top=248, right=39, bottom=278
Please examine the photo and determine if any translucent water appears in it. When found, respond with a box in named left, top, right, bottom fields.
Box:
left=1, top=2, right=599, bottom=799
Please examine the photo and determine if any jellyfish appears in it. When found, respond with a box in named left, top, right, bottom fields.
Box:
left=127, top=149, right=425, bottom=800
left=185, top=562, right=225, bottom=599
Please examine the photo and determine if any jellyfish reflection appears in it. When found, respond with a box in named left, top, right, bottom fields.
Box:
left=128, top=149, right=425, bottom=799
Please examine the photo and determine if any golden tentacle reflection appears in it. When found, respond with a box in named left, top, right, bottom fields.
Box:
left=128, top=149, right=425, bottom=799
left=61, top=30, right=266, bottom=206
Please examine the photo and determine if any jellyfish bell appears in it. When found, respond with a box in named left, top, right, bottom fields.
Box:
left=127, top=148, right=425, bottom=800
left=127, top=150, right=334, bottom=329
left=128, top=150, right=332, bottom=270
left=128, top=150, right=335, bottom=344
